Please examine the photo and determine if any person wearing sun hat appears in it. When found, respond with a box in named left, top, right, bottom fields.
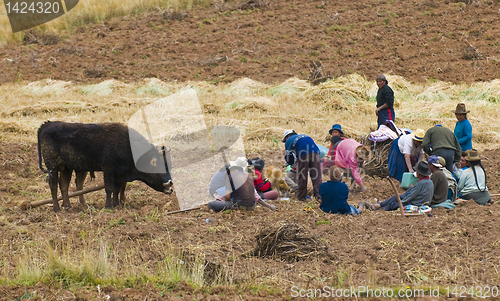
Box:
left=282, top=129, right=322, bottom=201
left=456, top=149, right=492, bottom=205
left=333, top=139, right=373, bottom=192
left=368, top=161, right=434, bottom=211
left=422, top=124, right=462, bottom=173
left=387, top=129, right=426, bottom=182
left=452, top=103, right=473, bottom=152
left=428, top=155, right=449, bottom=207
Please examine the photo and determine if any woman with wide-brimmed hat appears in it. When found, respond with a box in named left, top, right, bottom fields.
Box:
left=453, top=103, right=473, bottom=151
left=456, top=149, right=491, bottom=205
left=387, top=129, right=426, bottom=182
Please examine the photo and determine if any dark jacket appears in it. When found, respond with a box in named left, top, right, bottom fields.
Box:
left=376, top=84, right=394, bottom=110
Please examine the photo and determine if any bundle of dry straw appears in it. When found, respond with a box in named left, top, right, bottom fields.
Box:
left=251, top=222, right=327, bottom=262
left=361, top=135, right=392, bottom=178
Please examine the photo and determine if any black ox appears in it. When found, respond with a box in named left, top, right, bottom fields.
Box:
left=37, top=121, right=173, bottom=212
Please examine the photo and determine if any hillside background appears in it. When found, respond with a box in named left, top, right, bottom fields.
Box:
left=0, top=0, right=499, bottom=84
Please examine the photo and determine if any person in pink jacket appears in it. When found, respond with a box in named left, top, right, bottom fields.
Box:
left=333, top=139, right=373, bottom=192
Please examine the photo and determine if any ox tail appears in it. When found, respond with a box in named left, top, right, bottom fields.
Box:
left=37, top=125, right=50, bottom=173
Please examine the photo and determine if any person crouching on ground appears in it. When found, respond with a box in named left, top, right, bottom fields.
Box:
left=387, top=129, right=425, bottom=182
left=207, top=163, right=277, bottom=212
left=249, top=158, right=279, bottom=200
left=319, top=166, right=363, bottom=215
left=428, top=155, right=449, bottom=207
left=333, top=139, right=373, bottom=192
left=456, top=149, right=492, bottom=205
left=282, top=129, right=322, bottom=201
left=369, top=161, right=434, bottom=211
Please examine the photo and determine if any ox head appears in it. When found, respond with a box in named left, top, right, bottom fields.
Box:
left=135, top=145, right=174, bottom=194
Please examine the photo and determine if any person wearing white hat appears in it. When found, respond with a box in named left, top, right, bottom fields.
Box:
left=282, top=129, right=322, bottom=201
left=387, top=129, right=426, bottom=182
left=207, top=157, right=278, bottom=212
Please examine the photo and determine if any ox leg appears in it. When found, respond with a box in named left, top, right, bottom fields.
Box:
left=119, top=182, right=127, bottom=206
left=112, top=182, right=122, bottom=208
left=48, top=171, right=60, bottom=212
left=59, top=168, right=72, bottom=210
left=104, top=174, right=114, bottom=209
left=75, top=171, right=88, bottom=205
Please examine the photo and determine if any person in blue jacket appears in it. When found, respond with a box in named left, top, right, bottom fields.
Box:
left=282, top=129, right=322, bottom=202
left=452, top=103, right=473, bottom=151
left=319, top=166, right=363, bottom=215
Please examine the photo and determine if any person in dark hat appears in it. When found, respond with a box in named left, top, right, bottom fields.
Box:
left=453, top=103, right=473, bottom=151
left=366, top=161, right=434, bottom=211
left=321, top=124, right=345, bottom=174
left=456, top=149, right=491, bottom=205
left=375, top=74, right=395, bottom=128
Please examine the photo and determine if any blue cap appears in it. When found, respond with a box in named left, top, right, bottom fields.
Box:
left=329, top=124, right=344, bottom=135
left=427, top=155, right=442, bottom=168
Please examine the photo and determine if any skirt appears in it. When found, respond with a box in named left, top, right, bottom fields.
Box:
left=387, top=137, right=407, bottom=182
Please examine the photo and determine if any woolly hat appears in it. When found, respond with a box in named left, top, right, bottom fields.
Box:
left=413, top=161, right=431, bottom=177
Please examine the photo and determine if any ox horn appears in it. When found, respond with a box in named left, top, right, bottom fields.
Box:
left=163, top=180, right=173, bottom=187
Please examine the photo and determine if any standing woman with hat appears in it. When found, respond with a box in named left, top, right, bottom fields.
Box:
left=453, top=103, right=473, bottom=151
left=457, top=149, right=491, bottom=205
left=387, top=129, right=426, bottom=182
left=375, top=74, right=395, bottom=128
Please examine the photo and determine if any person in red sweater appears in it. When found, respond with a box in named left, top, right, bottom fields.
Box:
left=321, top=124, right=345, bottom=174
left=248, top=158, right=279, bottom=200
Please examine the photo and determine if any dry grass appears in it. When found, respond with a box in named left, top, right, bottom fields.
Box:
left=2, top=76, right=500, bottom=151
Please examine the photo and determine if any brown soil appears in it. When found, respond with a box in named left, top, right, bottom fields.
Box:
left=2, top=0, right=500, bottom=299
left=1, top=0, right=500, bottom=85
left=1, top=140, right=500, bottom=300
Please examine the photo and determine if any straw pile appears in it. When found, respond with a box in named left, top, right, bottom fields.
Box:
left=252, top=222, right=327, bottom=262
left=361, top=135, right=392, bottom=178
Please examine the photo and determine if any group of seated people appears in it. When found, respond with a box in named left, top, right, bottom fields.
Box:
left=206, top=122, right=492, bottom=215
